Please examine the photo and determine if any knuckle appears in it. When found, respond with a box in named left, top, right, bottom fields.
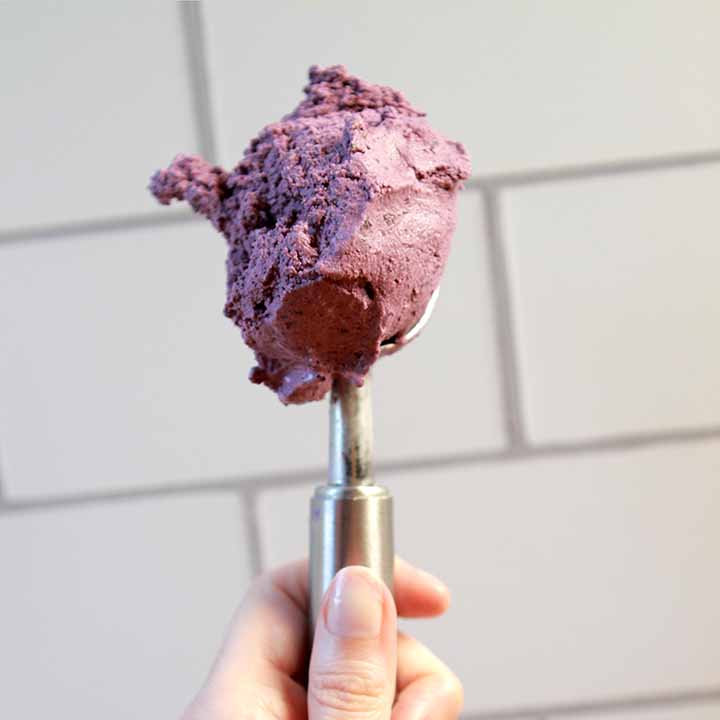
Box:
left=253, top=692, right=289, bottom=720
left=181, top=684, right=290, bottom=720
left=180, top=692, right=216, bottom=720
left=440, top=671, right=464, bottom=714
left=310, top=660, right=388, bottom=716
left=185, top=699, right=282, bottom=720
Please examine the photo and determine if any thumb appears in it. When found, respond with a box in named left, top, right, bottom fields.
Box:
left=308, top=566, right=397, bottom=720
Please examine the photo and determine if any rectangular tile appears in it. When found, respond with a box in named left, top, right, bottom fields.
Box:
left=204, top=1, right=720, bottom=175
left=373, top=190, right=505, bottom=461
left=0, top=494, right=249, bottom=720
left=0, top=223, right=326, bottom=499
left=257, top=441, right=720, bottom=714
left=0, top=192, right=502, bottom=498
left=503, top=164, right=720, bottom=443
left=1, top=4, right=197, bottom=230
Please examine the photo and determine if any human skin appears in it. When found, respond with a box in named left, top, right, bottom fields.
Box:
left=181, top=558, right=463, bottom=720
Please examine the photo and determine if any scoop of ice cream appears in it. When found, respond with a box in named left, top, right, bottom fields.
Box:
left=150, top=65, right=470, bottom=404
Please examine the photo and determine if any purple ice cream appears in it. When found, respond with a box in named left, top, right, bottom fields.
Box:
left=150, top=65, right=470, bottom=403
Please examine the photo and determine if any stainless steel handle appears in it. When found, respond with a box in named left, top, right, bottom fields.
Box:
left=309, top=376, right=394, bottom=633
left=309, top=484, right=393, bottom=629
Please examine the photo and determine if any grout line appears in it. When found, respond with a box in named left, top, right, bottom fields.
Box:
left=178, top=0, right=218, bottom=163
left=0, top=466, right=318, bottom=516
left=238, top=486, right=264, bottom=576
left=3, top=424, right=720, bottom=515
left=460, top=686, right=720, bottom=719
left=372, top=422, right=720, bottom=482
left=2, top=149, right=718, bottom=244
left=481, top=187, right=527, bottom=448
left=467, top=148, right=720, bottom=189
left=522, top=423, right=720, bottom=460
left=0, top=210, right=200, bottom=246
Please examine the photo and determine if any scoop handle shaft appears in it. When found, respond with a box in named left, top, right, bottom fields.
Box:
left=309, top=485, right=394, bottom=631
left=309, top=375, right=393, bottom=634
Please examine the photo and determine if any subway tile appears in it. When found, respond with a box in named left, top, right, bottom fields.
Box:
left=373, top=190, right=505, bottom=461
left=503, top=164, right=720, bottom=443
left=1, top=4, right=196, bottom=231
left=0, top=191, right=501, bottom=498
left=257, top=441, right=720, bottom=714
left=0, top=494, right=249, bottom=720
left=566, top=703, right=720, bottom=720
left=0, top=223, right=326, bottom=499
left=204, top=1, right=720, bottom=176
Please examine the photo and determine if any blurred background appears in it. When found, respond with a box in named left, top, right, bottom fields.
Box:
left=1, top=2, right=719, bottom=718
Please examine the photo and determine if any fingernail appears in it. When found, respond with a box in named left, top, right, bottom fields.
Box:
left=325, top=568, right=383, bottom=638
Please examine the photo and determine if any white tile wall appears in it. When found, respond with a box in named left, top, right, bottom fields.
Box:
left=374, top=190, right=505, bottom=461
left=257, top=442, right=720, bottom=715
left=3, top=3, right=720, bottom=719
left=0, top=223, right=327, bottom=499
left=0, top=3, right=196, bottom=231
left=503, top=164, right=720, bottom=443
left=0, top=190, right=501, bottom=499
left=204, top=1, right=720, bottom=175
left=0, top=494, right=250, bottom=720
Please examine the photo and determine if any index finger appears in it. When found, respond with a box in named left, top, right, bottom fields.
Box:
left=210, top=557, right=450, bottom=683
left=267, top=556, right=450, bottom=620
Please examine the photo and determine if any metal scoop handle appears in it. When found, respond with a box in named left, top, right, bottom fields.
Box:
left=308, top=288, right=439, bottom=631
left=309, top=376, right=394, bottom=630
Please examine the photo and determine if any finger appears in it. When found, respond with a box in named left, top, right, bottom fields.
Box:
left=204, top=556, right=449, bottom=684
left=309, top=566, right=397, bottom=720
left=191, top=562, right=309, bottom=719
left=214, top=560, right=309, bottom=677
left=393, top=557, right=450, bottom=618
left=393, top=632, right=463, bottom=720
left=266, top=556, right=449, bottom=619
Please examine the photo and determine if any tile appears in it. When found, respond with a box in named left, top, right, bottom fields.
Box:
left=0, top=494, right=249, bottom=720
left=257, top=441, right=720, bottom=714
left=0, top=4, right=196, bottom=231
left=569, top=703, right=720, bottom=720
left=0, top=192, right=500, bottom=499
left=503, top=164, right=720, bottom=443
left=204, top=1, right=720, bottom=176
left=0, top=222, right=326, bottom=499
left=373, top=190, right=505, bottom=461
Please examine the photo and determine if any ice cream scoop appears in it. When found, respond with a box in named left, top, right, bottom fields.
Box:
left=148, top=65, right=469, bottom=637
left=149, top=65, right=469, bottom=404
left=310, top=288, right=439, bottom=629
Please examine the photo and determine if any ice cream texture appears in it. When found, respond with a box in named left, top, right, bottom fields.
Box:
left=150, top=65, right=470, bottom=403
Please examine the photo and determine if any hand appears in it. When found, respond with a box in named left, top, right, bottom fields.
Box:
left=183, top=558, right=463, bottom=719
